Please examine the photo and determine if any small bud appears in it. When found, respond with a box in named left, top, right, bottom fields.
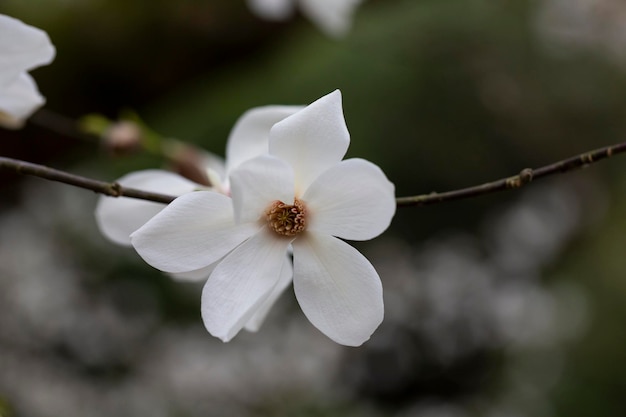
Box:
left=102, top=121, right=143, bottom=156
left=166, top=143, right=212, bottom=187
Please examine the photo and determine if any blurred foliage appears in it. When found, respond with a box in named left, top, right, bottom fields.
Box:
left=0, top=396, right=13, bottom=417
left=550, top=185, right=626, bottom=417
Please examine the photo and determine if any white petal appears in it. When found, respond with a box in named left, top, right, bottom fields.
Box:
left=246, top=0, right=295, bottom=20
left=0, top=14, right=55, bottom=87
left=269, top=90, right=349, bottom=193
left=244, top=256, right=293, bottom=332
left=199, top=150, right=226, bottom=185
left=229, top=155, right=295, bottom=224
left=169, top=262, right=218, bottom=282
left=201, top=229, right=292, bottom=342
left=131, top=191, right=259, bottom=273
left=303, top=158, right=395, bottom=241
left=0, top=73, right=44, bottom=128
left=299, top=0, right=364, bottom=37
left=292, top=233, right=383, bottom=346
left=95, top=170, right=198, bottom=246
left=225, top=105, right=304, bottom=174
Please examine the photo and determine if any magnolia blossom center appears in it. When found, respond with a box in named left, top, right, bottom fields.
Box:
left=265, top=198, right=307, bottom=237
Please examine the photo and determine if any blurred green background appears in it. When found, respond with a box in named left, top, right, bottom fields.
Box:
left=1, top=0, right=626, bottom=416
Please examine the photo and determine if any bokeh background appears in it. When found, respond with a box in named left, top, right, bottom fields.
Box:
left=2, top=0, right=626, bottom=416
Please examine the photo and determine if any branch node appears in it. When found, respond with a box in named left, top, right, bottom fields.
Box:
left=110, top=182, right=123, bottom=197
left=504, top=168, right=533, bottom=189
left=519, top=168, right=534, bottom=184
left=580, top=153, right=594, bottom=164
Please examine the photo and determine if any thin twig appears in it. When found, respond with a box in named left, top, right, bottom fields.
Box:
left=29, top=108, right=96, bottom=142
left=0, top=157, right=175, bottom=204
left=2, top=141, right=626, bottom=207
left=396, top=141, right=626, bottom=207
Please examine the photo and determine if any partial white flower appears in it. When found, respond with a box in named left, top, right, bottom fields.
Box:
left=95, top=105, right=304, bottom=249
left=131, top=90, right=396, bottom=346
left=0, top=14, right=55, bottom=129
left=96, top=170, right=201, bottom=247
left=96, top=107, right=306, bottom=286
left=247, top=0, right=364, bottom=37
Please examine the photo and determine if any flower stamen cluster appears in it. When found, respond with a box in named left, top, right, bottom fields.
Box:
left=266, top=199, right=306, bottom=236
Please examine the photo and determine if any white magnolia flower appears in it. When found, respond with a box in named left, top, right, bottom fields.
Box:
left=0, top=14, right=55, bottom=129
left=247, top=0, right=364, bottom=37
left=131, top=90, right=396, bottom=346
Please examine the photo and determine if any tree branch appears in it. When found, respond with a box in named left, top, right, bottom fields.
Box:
left=2, top=140, right=626, bottom=208
left=396, top=141, right=626, bottom=207
left=0, top=157, right=175, bottom=204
